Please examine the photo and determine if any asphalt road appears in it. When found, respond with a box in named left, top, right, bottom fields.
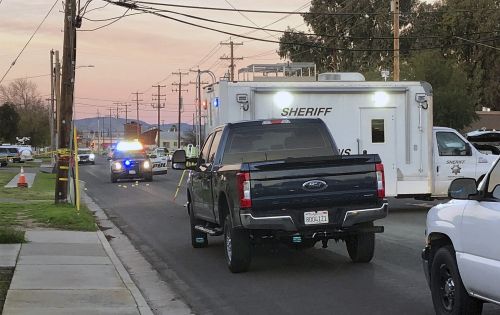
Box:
left=80, top=158, right=500, bottom=315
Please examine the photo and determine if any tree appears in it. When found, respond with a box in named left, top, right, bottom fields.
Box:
left=278, top=0, right=499, bottom=109
left=0, top=102, right=20, bottom=143
left=278, top=0, right=417, bottom=74
left=0, top=79, right=50, bottom=147
left=403, top=51, right=477, bottom=130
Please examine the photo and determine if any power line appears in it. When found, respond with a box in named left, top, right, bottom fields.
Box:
left=0, top=0, right=59, bottom=84
left=223, top=0, right=277, bottom=40
left=454, top=36, right=500, bottom=51
left=78, top=7, right=130, bottom=31
left=131, top=6, right=500, bottom=41
left=116, top=1, right=499, bottom=16
left=106, top=3, right=500, bottom=53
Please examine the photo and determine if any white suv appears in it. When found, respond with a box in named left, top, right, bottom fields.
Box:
left=423, top=157, right=500, bottom=314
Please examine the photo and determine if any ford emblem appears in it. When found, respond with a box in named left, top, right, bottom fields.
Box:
left=302, top=180, right=328, bottom=192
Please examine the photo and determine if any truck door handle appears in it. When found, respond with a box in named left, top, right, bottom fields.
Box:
left=436, top=166, right=439, bottom=173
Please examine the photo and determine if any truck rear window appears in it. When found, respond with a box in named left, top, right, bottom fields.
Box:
left=222, top=123, right=336, bottom=164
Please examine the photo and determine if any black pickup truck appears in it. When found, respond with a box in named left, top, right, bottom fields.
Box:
left=172, top=119, right=388, bottom=273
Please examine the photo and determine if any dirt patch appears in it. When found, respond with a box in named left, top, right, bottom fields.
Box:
left=0, top=268, right=13, bottom=312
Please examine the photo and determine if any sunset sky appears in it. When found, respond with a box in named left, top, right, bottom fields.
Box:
left=0, top=0, right=310, bottom=124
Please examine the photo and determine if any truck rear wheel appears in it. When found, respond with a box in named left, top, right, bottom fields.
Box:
left=224, top=215, right=251, bottom=273
left=189, top=204, right=207, bottom=248
left=346, top=232, right=375, bottom=263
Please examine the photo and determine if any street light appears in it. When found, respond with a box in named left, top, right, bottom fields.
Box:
left=75, top=64, right=94, bottom=70
left=194, top=69, right=216, bottom=147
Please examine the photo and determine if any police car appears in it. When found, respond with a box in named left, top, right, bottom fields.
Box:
left=148, top=147, right=168, bottom=175
left=109, top=141, right=153, bottom=183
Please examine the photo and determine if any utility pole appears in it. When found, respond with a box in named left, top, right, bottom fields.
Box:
left=109, top=107, right=113, bottom=146
left=49, top=50, right=55, bottom=152
left=391, top=0, right=400, bottom=81
left=55, top=0, right=77, bottom=203
left=131, top=91, right=143, bottom=137
left=97, top=109, right=100, bottom=153
left=189, top=69, right=210, bottom=147
left=172, top=70, right=189, bottom=149
left=152, top=84, right=166, bottom=147
left=54, top=50, right=61, bottom=149
left=220, top=40, right=243, bottom=81
left=122, top=103, right=130, bottom=123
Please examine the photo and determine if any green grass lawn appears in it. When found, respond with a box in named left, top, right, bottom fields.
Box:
left=0, top=170, right=96, bottom=243
left=0, top=171, right=55, bottom=200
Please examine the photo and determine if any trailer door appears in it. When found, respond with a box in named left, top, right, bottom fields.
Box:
left=360, top=108, right=397, bottom=196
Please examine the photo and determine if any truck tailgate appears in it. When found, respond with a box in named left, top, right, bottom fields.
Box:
left=248, top=155, right=381, bottom=213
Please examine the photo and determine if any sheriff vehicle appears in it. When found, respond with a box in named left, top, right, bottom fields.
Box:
left=109, top=141, right=153, bottom=183
left=202, top=63, right=496, bottom=199
left=148, top=147, right=168, bottom=175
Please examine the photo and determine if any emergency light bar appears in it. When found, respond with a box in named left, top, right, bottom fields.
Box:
left=262, top=119, right=291, bottom=125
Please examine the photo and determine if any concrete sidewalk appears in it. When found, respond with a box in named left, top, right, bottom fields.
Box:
left=3, top=230, right=153, bottom=315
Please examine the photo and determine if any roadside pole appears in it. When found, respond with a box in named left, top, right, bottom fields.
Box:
left=54, top=50, right=61, bottom=150
left=73, top=126, right=80, bottom=212
left=55, top=0, right=76, bottom=203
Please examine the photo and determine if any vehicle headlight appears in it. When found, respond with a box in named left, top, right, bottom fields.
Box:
left=143, top=161, right=151, bottom=169
left=89, top=153, right=95, bottom=160
left=113, top=162, right=122, bottom=170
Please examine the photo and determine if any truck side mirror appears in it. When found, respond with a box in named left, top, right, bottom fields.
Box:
left=448, top=178, right=478, bottom=199
left=171, top=150, right=187, bottom=170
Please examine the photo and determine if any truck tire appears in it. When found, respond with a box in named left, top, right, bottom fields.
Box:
left=346, top=232, right=375, bottom=263
left=144, top=173, right=153, bottom=182
left=110, top=173, right=118, bottom=183
left=430, top=245, right=483, bottom=315
left=224, top=215, right=251, bottom=273
left=189, top=204, right=208, bottom=248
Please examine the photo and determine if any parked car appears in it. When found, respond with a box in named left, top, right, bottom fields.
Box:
left=422, top=156, right=500, bottom=314
left=172, top=118, right=387, bottom=273
left=0, top=147, right=19, bottom=163
left=6, top=147, right=22, bottom=163
left=0, top=148, right=9, bottom=167
left=147, top=147, right=168, bottom=175
left=77, top=148, right=95, bottom=165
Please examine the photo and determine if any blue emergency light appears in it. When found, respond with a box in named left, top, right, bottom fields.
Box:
left=124, top=160, right=131, bottom=167
left=212, top=97, right=220, bottom=108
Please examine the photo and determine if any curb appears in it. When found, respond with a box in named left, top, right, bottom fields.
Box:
left=81, top=185, right=193, bottom=315
left=80, top=187, right=154, bottom=315
left=97, top=230, right=154, bottom=315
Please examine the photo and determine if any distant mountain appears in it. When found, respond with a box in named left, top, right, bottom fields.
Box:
left=74, top=117, right=193, bottom=134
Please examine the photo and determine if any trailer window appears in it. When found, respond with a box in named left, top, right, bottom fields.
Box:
left=436, top=132, right=471, bottom=156
left=371, top=119, right=385, bottom=143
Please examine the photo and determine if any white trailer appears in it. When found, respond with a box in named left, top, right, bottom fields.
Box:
left=203, top=72, right=497, bottom=198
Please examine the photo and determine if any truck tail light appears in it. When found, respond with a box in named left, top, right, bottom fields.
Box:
left=376, top=163, right=385, bottom=198
left=237, top=172, right=252, bottom=209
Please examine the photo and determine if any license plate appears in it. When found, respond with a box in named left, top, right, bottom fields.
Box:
left=128, top=170, right=136, bottom=175
left=304, top=211, right=329, bottom=225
